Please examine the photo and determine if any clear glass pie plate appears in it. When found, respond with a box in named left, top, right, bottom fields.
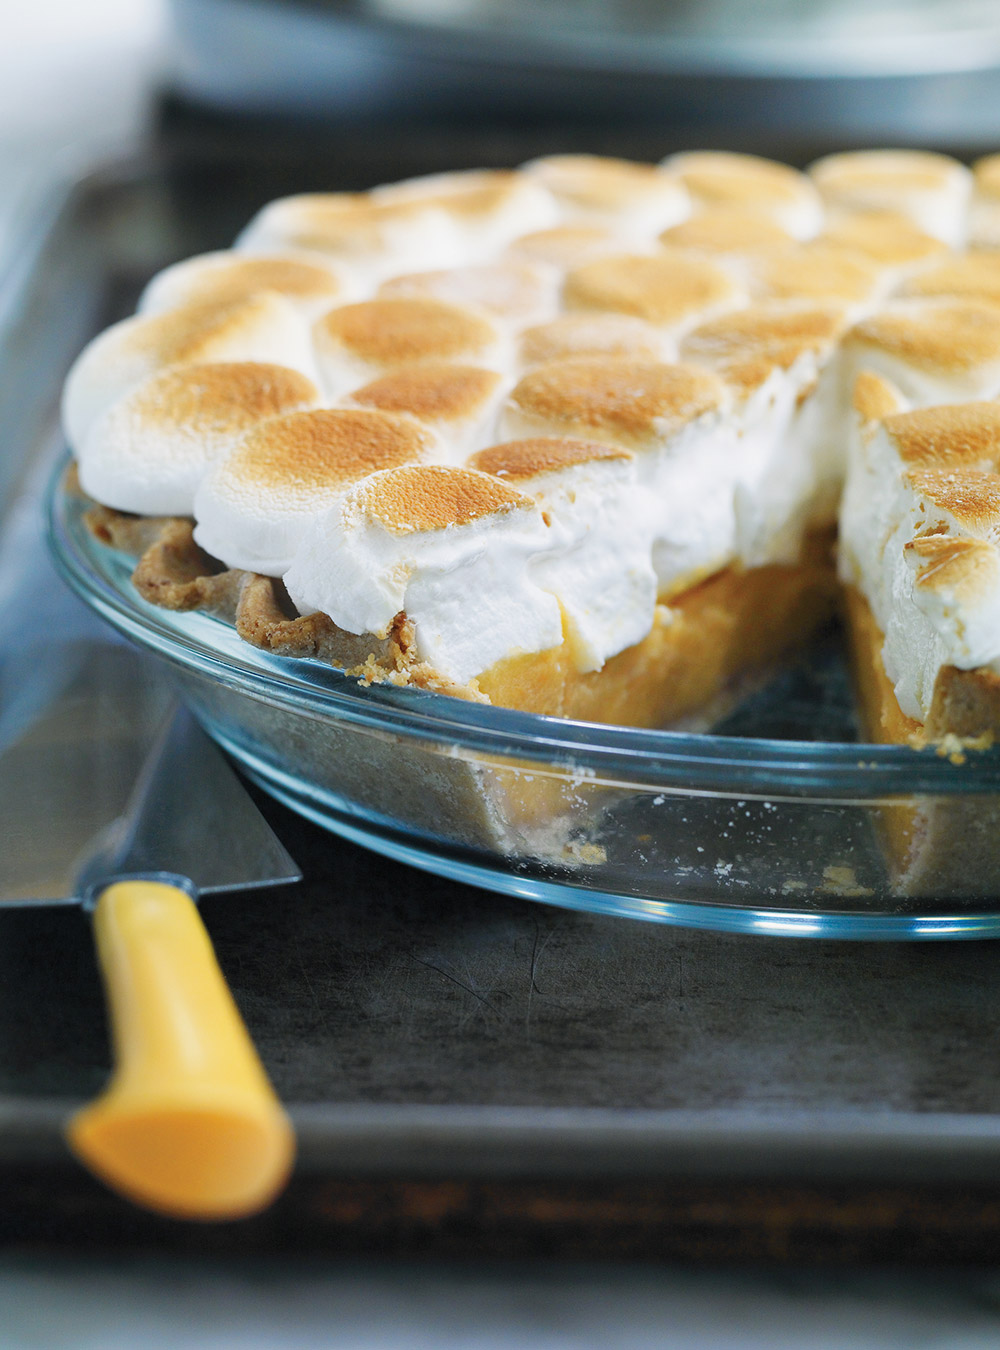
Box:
left=47, top=459, right=1000, bottom=939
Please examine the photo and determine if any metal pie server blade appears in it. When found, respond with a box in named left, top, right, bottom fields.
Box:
left=0, top=638, right=300, bottom=1220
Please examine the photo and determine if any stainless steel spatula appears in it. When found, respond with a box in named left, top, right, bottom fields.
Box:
left=0, top=635, right=301, bottom=1220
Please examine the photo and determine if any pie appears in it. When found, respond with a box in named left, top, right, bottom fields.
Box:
left=63, top=150, right=1000, bottom=886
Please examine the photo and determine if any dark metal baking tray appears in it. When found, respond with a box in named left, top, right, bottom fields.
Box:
left=6, top=135, right=1000, bottom=1263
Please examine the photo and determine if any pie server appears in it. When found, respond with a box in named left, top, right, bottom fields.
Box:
left=0, top=634, right=300, bottom=1221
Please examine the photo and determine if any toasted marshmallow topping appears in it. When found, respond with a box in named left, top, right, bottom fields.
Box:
left=681, top=304, right=844, bottom=393
left=900, top=251, right=1000, bottom=307
left=504, top=226, right=620, bottom=272
left=62, top=294, right=316, bottom=452
left=521, top=155, right=690, bottom=240
left=563, top=251, right=742, bottom=332
left=78, top=362, right=320, bottom=517
left=818, top=211, right=947, bottom=273
left=345, top=363, right=504, bottom=462
left=370, top=169, right=558, bottom=259
left=841, top=388, right=1000, bottom=717
left=236, top=193, right=460, bottom=281
left=312, top=298, right=503, bottom=398
left=502, top=357, right=726, bottom=450
left=843, top=299, right=1000, bottom=404
left=468, top=437, right=656, bottom=671
left=518, top=313, right=667, bottom=369
left=974, top=154, right=1000, bottom=201
left=807, top=150, right=971, bottom=247
left=970, top=154, right=1000, bottom=248
left=138, top=251, right=348, bottom=318
left=71, top=150, right=1000, bottom=707
left=659, top=209, right=794, bottom=257
left=682, top=304, right=847, bottom=564
left=501, top=358, right=734, bottom=594
left=884, top=402, right=1000, bottom=474
left=663, top=152, right=823, bottom=240
left=470, top=436, right=629, bottom=481
left=284, top=464, right=562, bottom=683
left=193, top=408, right=436, bottom=576
left=377, top=262, right=557, bottom=327
left=751, top=243, right=882, bottom=312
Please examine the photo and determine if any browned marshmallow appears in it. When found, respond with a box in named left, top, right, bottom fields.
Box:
left=469, top=436, right=630, bottom=480
left=664, top=152, right=823, bottom=238
left=77, top=361, right=320, bottom=516
left=138, top=252, right=347, bottom=318
left=521, top=155, right=690, bottom=238
left=371, top=169, right=558, bottom=259
left=501, top=358, right=737, bottom=597
left=235, top=192, right=459, bottom=279
left=313, top=298, right=502, bottom=398
left=843, top=299, right=1000, bottom=404
left=501, top=357, right=726, bottom=450
left=971, top=154, right=1000, bottom=247
left=818, top=211, right=947, bottom=274
left=346, top=363, right=505, bottom=462
left=682, top=305, right=847, bottom=561
left=659, top=209, right=794, bottom=258
left=518, top=313, right=666, bottom=369
left=750, top=243, right=882, bottom=312
left=61, top=293, right=316, bottom=451
left=504, top=225, right=620, bottom=272
left=807, top=150, right=971, bottom=246
left=563, top=251, right=742, bottom=335
left=377, top=262, right=557, bottom=327
left=468, top=437, right=653, bottom=671
left=681, top=304, right=845, bottom=395
left=192, top=407, right=437, bottom=575
left=900, top=252, right=1000, bottom=306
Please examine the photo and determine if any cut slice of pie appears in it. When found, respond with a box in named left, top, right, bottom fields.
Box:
left=839, top=373, right=1000, bottom=893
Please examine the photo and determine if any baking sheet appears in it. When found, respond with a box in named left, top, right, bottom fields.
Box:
left=6, top=137, right=1000, bottom=1260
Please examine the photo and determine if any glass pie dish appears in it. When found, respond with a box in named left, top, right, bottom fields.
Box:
left=48, top=458, right=1000, bottom=940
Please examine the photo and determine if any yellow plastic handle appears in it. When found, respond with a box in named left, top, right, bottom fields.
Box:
left=66, top=879, right=295, bottom=1221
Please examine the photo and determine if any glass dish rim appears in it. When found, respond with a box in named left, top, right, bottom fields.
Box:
left=47, top=456, right=1000, bottom=800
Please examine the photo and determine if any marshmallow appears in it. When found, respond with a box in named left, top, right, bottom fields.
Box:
left=807, top=150, right=971, bottom=248
left=970, top=154, right=1000, bottom=248
left=345, top=363, right=505, bottom=463
left=192, top=407, right=437, bottom=576
left=681, top=305, right=848, bottom=563
left=236, top=192, right=461, bottom=283
left=840, top=385, right=1000, bottom=717
left=818, top=211, right=947, bottom=282
left=749, top=243, right=883, bottom=315
left=371, top=169, right=559, bottom=261
left=663, top=152, right=823, bottom=240
left=377, top=262, right=559, bottom=329
left=521, top=155, right=690, bottom=241
left=62, top=293, right=316, bottom=452
left=312, top=297, right=505, bottom=399
left=563, top=250, right=744, bottom=337
left=842, top=298, right=1000, bottom=406
left=500, top=358, right=737, bottom=595
left=518, top=312, right=668, bottom=369
left=77, top=362, right=320, bottom=517
left=899, top=251, right=1000, bottom=307
left=659, top=209, right=795, bottom=267
left=468, top=438, right=657, bottom=671
left=138, top=250, right=350, bottom=318
left=504, top=225, right=621, bottom=273
left=284, top=464, right=563, bottom=683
